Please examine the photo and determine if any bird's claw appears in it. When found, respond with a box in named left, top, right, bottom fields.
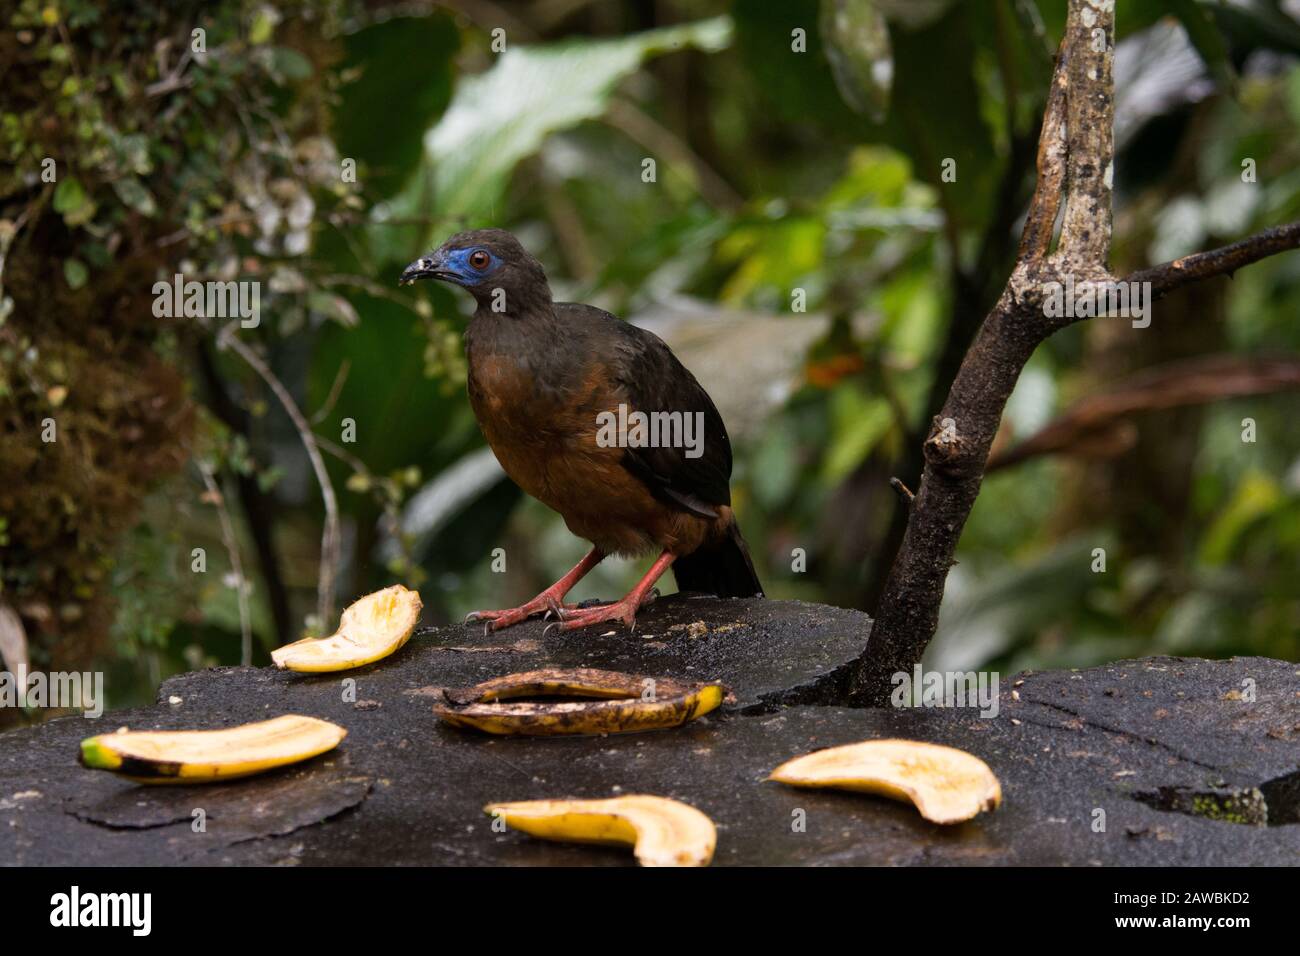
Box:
left=464, top=592, right=576, bottom=633
left=543, top=598, right=642, bottom=633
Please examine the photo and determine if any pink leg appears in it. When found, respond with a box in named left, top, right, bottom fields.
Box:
left=548, top=551, right=676, bottom=634
left=466, top=547, right=605, bottom=633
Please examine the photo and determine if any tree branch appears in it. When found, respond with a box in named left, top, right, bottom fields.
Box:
left=1054, top=0, right=1114, bottom=270
left=845, top=0, right=1300, bottom=706
left=987, top=355, right=1300, bottom=472
left=1016, top=44, right=1068, bottom=263
left=1124, top=222, right=1300, bottom=300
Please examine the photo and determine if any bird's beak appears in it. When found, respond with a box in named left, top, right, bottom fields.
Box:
left=399, top=254, right=453, bottom=286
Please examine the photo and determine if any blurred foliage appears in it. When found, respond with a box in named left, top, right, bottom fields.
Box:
left=1, top=0, right=1298, bottom=716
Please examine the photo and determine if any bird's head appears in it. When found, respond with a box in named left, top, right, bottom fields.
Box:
left=400, top=228, right=551, bottom=313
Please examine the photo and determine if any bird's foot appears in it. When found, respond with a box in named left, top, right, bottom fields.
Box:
left=464, top=592, right=573, bottom=634
left=464, top=547, right=608, bottom=634
left=545, top=590, right=658, bottom=635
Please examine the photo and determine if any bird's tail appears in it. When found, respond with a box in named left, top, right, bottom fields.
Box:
left=672, top=520, right=764, bottom=599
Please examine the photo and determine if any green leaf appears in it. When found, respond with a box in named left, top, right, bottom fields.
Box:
left=718, top=216, right=825, bottom=306
left=418, top=16, right=732, bottom=226
left=821, top=0, right=893, bottom=121
left=269, top=48, right=314, bottom=83
left=1199, top=472, right=1281, bottom=566
left=53, top=176, right=94, bottom=226
left=885, top=7, right=997, bottom=227
left=751, top=419, right=801, bottom=508
left=336, top=14, right=459, bottom=200
left=250, top=6, right=279, bottom=45
left=822, top=384, right=892, bottom=483
left=111, top=176, right=157, bottom=217
left=732, top=0, right=858, bottom=128
left=63, top=258, right=88, bottom=290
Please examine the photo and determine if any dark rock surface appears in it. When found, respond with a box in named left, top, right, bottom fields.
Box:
left=1, top=595, right=1298, bottom=866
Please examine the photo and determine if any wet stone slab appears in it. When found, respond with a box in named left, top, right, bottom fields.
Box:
left=1, top=595, right=1298, bottom=865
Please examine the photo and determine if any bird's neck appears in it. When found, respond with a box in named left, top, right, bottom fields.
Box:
left=466, top=303, right=582, bottom=409
left=467, top=300, right=563, bottom=355
left=469, top=282, right=555, bottom=321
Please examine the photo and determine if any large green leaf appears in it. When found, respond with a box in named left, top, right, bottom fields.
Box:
left=418, top=16, right=731, bottom=228
left=309, top=294, right=478, bottom=483
left=733, top=0, right=859, bottom=128
left=885, top=7, right=997, bottom=228
left=335, top=14, right=460, bottom=199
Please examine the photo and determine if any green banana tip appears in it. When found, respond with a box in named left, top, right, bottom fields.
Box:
left=78, top=737, right=121, bottom=770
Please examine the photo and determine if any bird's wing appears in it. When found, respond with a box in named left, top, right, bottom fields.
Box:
left=559, top=303, right=733, bottom=518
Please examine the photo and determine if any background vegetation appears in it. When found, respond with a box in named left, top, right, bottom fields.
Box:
left=2, top=0, right=1298, bottom=717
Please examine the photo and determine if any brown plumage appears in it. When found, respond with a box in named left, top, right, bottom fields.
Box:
left=401, top=229, right=762, bottom=633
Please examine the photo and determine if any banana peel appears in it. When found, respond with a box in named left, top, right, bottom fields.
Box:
left=485, top=795, right=716, bottom=867
left=432, top=667, right=728, bottom=736
left=768, top=739, right=1001, bottom=824
left=272, top=584, right=422, bottom=673
left=79, top=715, right=346, bottom=785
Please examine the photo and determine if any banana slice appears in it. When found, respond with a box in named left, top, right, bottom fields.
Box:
left=485, top=795, right=716, bottom=867
left=433, top=668, right=727, bottom=736
left=768, top=739, right=1001, bottom=824
left=79, top=715, right=346, bottom=785
left=272, top=584, right=422, bottom=673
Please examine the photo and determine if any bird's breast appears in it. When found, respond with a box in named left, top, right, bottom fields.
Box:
left=465, top=343, right=719, bottom=557
left=468, top=347, right=607, bottom=477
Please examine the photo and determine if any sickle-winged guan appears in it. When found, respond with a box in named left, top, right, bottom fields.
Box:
left=401, top=228, right=763, bottom=633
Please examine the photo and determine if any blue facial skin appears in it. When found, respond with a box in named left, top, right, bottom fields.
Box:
left=431, top=247, right=501, bottom=287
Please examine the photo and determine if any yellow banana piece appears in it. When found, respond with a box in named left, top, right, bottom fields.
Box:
left=485, top=795, right=716, bottom=867
left=768, top=739, right=1001, bottom=824
left=272, top=584, right=422, bottom=673
left=79, top=715, right=346, bottom=785
left=433, top=668, right=727, bottom=736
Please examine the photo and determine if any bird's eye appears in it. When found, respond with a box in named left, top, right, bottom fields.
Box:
left=469, top=250, right=490, bottom=270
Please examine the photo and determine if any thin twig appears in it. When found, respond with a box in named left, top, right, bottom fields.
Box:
left=889, top=478, right=914, bottom=506
left=315, top=433, right=371, bottom=478
left=145, top=46, right=194, bottom=98
left=217, top=323, right=340, bottom=630
left=311, top=359, right=351, bottom=426
left=604, top=98, right=745, bottom=211
left=156, top=209, right=256, bottom=248
left=197, top=461, right=253, bottom=666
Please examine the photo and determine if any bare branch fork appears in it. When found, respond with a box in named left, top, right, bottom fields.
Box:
left=846, top=0, right=1300, bottom=705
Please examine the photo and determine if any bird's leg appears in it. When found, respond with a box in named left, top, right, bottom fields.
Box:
left=549, top=551, right=676, bottom=633
left=465, top=547, right=605, bottom=632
